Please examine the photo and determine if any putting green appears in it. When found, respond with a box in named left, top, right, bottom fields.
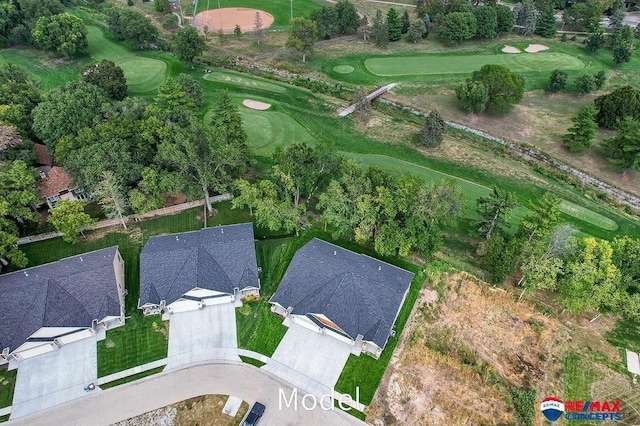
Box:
left=365, top=52, right=585, bottom=76
left=119, top=59, right=167, bottom=93
left=559, top=200, right=618, bottom=231
left=237, top=109, right=317, bottom=155
left=333, top=65, right=355, bottom=74
left=203, top=71, right=286, bottom=94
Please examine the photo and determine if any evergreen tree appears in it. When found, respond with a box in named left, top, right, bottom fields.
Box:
left=254, top=12, right=264, bottom=45
left=612, top=25, right=634, bottom=65
left=387, top=8, right=403, bottom=41
left=602, top=118, right=640, bottom=173
left=401, top=9, right=411, bottom=34
left=608, top=0, right=626, bottom=45
left=563, top=105, right=597, bottom=152
left=417, top=109, right=446, bottom=147
left=455, top=79, right=488, bottom=113
left=535, top=6, right=556, bottom=38
left=548, top=69, right=568, bottom=93
left=593, top=70, right=606, bottom=90
left=372, top=10, right=389, bottom=47
left=209, top=92, right=252, bottom=168
left=407, top=19, right=427, bottom=43
left=476, top=186, right=518, bottom=240
left=586, top=29, right=606, bottom=53
left=575, top=74, right=596, bottom=96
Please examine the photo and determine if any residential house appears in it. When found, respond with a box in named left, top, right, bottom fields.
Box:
left=0, top=247, right=126, bottom=364
left=269, top=238, right=414, bottom=359
left=34, top=144, right=87, bottom=208
left=138, top=223, right=260, bottom=316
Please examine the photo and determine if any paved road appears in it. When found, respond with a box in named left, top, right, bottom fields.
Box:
left=5, top=363, right=367, bottom=426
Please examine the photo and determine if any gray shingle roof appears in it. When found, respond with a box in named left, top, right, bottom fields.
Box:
left=270, top=238, right=414, bottom=349
left=0, top=247, right=122, bottom=353
left=138, top=223, right=259, bottom=307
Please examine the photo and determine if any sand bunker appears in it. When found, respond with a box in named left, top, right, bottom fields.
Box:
left=243, top=99, right=271, bottom=110
left=193, top=8, right=274, bottom=34
left=502, top=45, right=521, bottom=54
left=525, top=44, right=549, bottom=53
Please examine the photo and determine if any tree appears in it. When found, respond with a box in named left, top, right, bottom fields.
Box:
left=612, top=236, right=640, bottom=296
left=476, top=186, right=517, bottom=240
left=594, top=85, right=640, bottom=129
left=371, top=10, right=389, bottom=47
left=286, top=18, right=318, bottom=62
left=32, top=80, right=108, bottom=152
left=232, top=178, right=260, bottom=216
left=172, top=26, right=206, bottom=67
left=558, top=237, right=624, bottom=321
left=575, top=73, right=596, bottom=96
left=0, top=2, right=23, bottom=42
left=310, top=6, right=337, bottom=38
left=252, top=180, right=303, bottom=235
left=535, top=6, right=556, bottom=38
left=154, top=0, right=169, bottom=13
left=209, top=92, right=253, bottom=168
left=335, top=0, right=360, bottom=34
left=110, top=9, right=158, bottom=48
left=608, top=0, right=626, bottom=44
left=422, top=14, right=431, bottom=38
left=48, top=200, right=95, bottom=243
left=563, top=106, right=596, bottom=152
left=585, top=29, right=606, bottom=53
left=0, top=63, right=41, bottom=136
left=401, top=9, right=410, bottom=34
left=82, top=60, right=127, bottom=101
left=516, top=0, right=539, bottom=36
left=593, top=70, right=606, bottom=90
left=562, top=0, right=604, bottom=32
left=31, top=14, right=88, bottom=57
left=407, top=19, right=427, bottom=43
left=94, top=170, right=128, bottom=229
left=360, top=16, right=370, bottom=41
left=158, top=117, right=245, bottom=213
left=484, top=232, right=518, bottom=284
left=473, top=6, right=497, bottom=40
left=439, top=12, right=477, bottom=45
left=128, top=167, right=166, bottom=213
left=455, top=79, right=489, bottom=113
left=387, top=8, right=403, bottom=41
left=17, top=0, right=64, bottom=27
left=0, top=160, right=39, bottom=225
left=517, top=192, right=562, bottom=243
left=472, top=64, right=524, bottom=115
left=155, top=74, right=203, bottom=110
left=612, top=25, right=634, bottom=65
left=601, top=118, right=640, bottom=173
left=495, top=4, right=514, bottom=34
left=418, top=109, right=446, bottom=147
left=353, top=86, right=371, bottom=123
left=254, top=11, right=264, bottom=44
left=548, top=69, right=568, bottom=93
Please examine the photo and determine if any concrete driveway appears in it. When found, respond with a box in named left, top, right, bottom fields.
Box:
left=263, top=324, right=352, bottom=396
left=10, top=337, right=98, bottom=419
left=166, top=303, right=239, bottom=368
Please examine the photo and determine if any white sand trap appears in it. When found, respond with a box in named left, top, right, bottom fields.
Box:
left=525, top=44, right=549, bottom=53
left=243, top=99, right=271, bottom=110
left=502, top=45, right=521, bottom=53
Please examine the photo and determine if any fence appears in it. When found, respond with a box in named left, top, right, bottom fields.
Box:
left=17, top=194, right=233, bottom=245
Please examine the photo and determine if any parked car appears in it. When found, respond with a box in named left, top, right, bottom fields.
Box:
left=243, top=402, right=266, bottom=426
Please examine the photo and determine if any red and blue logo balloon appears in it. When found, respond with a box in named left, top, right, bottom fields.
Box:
left=541, top=396, right=565, bottom=422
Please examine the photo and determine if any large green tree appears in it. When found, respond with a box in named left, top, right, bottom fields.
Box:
left=535, top=6, right=556, bottom=38
left=32, top=80, right=108, bottom=153
left=473, top=6, right=497, bottom=40
left=371, top=10, right=389, bottom=47
left=455, top=79, right=488, bottom=113
left=601, top=118, right=640, bottom=173
left=517, top=192, right=562, bottom=243
left=155, top=74, right=203, bottom=111
left=109, top=9, right=158, bottom=48
left=471, top=64, right=524, bottom=115
left=95, top=170, right=129, bottom=229
left=81, top=60, right=127, bottom=101
left=334, top=0, right=360, bottom=34
left=439, top=11, right=477, bottom=45
left=0, top=63, right=41, bottom=135
left=171, top=25, right=206, bottom=67
left=386, top=8, right=403, bottom=41
left=612, top=25, right=634, bottom=65
left=286, top=17, right=318, bottom=62
left=31, top=14, right=88, bottom=57
left=562, top=0, right=604, bottom=32
left=594, top=85, right=640, bottom=129
left=563, top=105, right=596, bottom=152
left=209, top=92, right=252, bottom=168
left=495, top=4, right=514, bottom=34
left=17, top=0, right=64, bottom=27
left=475, top=186, right=517, bottom=240
left=48, top=199, right=95, bottom=243
left=417, top=109, right=446, bottom=147
left=309, top=5, right=337, bottom=38
left=548, top=69, right=568, bottom=93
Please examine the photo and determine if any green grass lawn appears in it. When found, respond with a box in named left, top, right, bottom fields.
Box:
left=0, top=369, right=17, bottom=408
left=606, top=319, right=640, bottom=353
left=0, top=48, right=86, bottom=90
left=558, top=200, right=619, bottom=231
left=364, top=52, right=585, bottom=77
left=204, top=71, right=287, bottom=94
left=195, top=0, right=326, bottom=28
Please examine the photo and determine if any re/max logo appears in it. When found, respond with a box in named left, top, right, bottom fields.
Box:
left=565, top=400, right=621, bottom=412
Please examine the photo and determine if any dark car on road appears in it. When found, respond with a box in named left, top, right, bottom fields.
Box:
left=243, top=402, right=266, bottom=426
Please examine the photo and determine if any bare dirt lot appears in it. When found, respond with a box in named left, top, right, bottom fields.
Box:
left=193, top=8, right=274, bottom=34
left=366, top=272, right=640, bottom=426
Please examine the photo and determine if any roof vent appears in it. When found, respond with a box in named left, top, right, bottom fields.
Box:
left=334, top=251, right=337, bottom=256
left=378, top=266, right=382, bottom=271
left=176, top=236, right=179, bottom=241
left=221, top=228, right=224, bottom=234
left=80, top=256, right=83, bottom=262
left=24, top=271, right=28, bottom=277
left=39, top=170, right=47, bottom=179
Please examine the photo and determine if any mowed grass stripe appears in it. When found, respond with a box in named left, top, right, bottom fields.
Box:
left=558, top=200, right=618, bottom=231
left=240, top=109, right=317, bottom=155
left=364, top=52, right=585, bottom=76
left=203, top=71, right=286, bottom=93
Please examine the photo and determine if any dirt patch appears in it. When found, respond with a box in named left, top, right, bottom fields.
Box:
left=242, top=99, right=271, bottom=110
left=502, top=45, right=521, bottom=53
left=193, top=8, right=274, bottom=34
left=367, top=272, right=555, bottom=425
left=525, top=44, right=549, bottom=53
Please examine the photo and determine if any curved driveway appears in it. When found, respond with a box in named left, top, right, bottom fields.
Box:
left=5, top=362, right=367, bottom=426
